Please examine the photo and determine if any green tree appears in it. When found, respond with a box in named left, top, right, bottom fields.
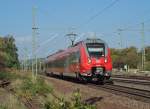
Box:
left=111, top=47, right=140, bottom=69
left=145, top=46, right=150, bottom=70
left=110, top=48, right=124, bottom=68
left=4, top=35, right=19, bottom=68
left=0, top=35, right=19, bottom=68
left=0, top=37, right=8, bottom=67
left=125, top=47, right=139, bottom=68
left=145, top=46, right=150, bottom=61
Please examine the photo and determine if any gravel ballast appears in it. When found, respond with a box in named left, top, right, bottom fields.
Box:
left=44, top=76, right=150, bottom=109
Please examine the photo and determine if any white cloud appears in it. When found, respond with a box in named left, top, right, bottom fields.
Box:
left=15, top=35, right=32, bottom=45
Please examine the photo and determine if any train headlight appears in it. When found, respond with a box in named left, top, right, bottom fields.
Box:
left=104, top=58, right=107, bottom=63
left=88, top=58, right=91, bottom=64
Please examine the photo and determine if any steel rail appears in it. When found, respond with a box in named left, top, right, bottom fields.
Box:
left=112, top=77, right=150, bottom=85
left=0, top=80, right=38, bottom=109
left=42, top=74, right=150, bottom=102
left=88, top=84, right=150, bottom=103
left=112, top=75, right=150, bottom=81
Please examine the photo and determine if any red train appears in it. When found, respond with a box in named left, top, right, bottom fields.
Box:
left=45, top=38, right=112, bottom=83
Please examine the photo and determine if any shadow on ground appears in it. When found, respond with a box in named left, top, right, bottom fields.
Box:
left=83, top=97, right=103, bottom=105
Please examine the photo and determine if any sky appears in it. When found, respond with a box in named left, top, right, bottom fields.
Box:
left=0, top=0, right=150, bottom=59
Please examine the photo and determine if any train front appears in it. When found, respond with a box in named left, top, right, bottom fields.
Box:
left=80, top=38, right=112, bottom=82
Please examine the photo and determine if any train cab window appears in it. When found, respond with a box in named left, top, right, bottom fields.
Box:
left=86, top=43, right=105, bottom=58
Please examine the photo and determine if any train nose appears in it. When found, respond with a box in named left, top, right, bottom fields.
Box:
left=91, top=67, right=104, bottom=75
left=90, top=57, right=105, bottom=66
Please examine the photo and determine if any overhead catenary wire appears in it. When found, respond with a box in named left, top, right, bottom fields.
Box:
left=120, top=17, right=150, bottom=31
left=35, top=34, right=58, bottom=53
left=34, top=0, right=120, bottom=46
left=115, top=19, right=150, bottom=49
left=74, top=0, right=120, bottom=41
left=26, top=33, right=59, bottom=59
left=31, top=1, right=150, bottom=60
left=77, top=0, right=120, bottom=29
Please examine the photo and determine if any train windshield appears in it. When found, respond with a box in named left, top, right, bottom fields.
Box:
left=86, top=43, right=105, bottom=58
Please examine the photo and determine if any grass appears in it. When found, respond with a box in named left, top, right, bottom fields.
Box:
left=0, top=105, right=8, bottom=109
left=17, top=74, right=96, bottom=109
left=16, top=76, right=53, bottom=99
left=0, top=70, right=96, bottom=109
left=0, top=71, right=21, bottom=81
left=44, top=89, right=96, bottom=109
left=0, top=89, right=26, bottom=109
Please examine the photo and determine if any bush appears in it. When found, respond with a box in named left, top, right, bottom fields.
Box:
left=145, top=61, right=150, bottom=71
left=71, top=89, right=96, bottom=109
left=44, top=98, right=71, bottom=109
left=0, top=72, right=19, bottom=80
left=0, top=105, right=8, bottom=109
left=44, top=89, right=96, bottom=109
left=17, top=77, right=53, bottom=99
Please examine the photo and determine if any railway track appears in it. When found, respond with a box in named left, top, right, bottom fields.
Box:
left=88, top=84, right=150, bottom=103
left=112, top=75, right=150, bottom=81
left=0, top=80, right=10, bottom=88
left=0, top=80, right=39, bottom=109
left=112, top=77, right=150, bottom=85
left=42, top=74, right=150, bottom=103
left=20, top=97, right=41, bottom=109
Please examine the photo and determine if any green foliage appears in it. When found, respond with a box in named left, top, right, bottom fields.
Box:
left=145, top=46, right=150, bottom=61
left=44, top=89, right=96, bottom=109
left=0, top=35, right=19, bottom=68
left=124, top=47, right=140, bottom=68
left=44, top=98, right=71, bottom=109
left=0, top=105, right=8, bottom=109
left=110, top=46, right=150, bottom=70
left=111, top=47, right=140, bottom=69
left=0, top=72, right=19, bottom=80
left=145, top=61, right=150, bottom=71
left=18, top=77, right=53, bottom=99
left=71, top=89, right=96, bottom=109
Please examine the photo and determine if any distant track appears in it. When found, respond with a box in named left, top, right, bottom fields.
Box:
left=112, top=77, right=150, bottom=85
left=112, top=75, right=150, bottom=81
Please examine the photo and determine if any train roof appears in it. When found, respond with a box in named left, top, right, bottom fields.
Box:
left=47, top=49, right=64, bottom=58
left=46, top=38, right=108, bottom=60
left=83, top=38, right=106, bottom=44
left=73, top=38, right=106, bottom=47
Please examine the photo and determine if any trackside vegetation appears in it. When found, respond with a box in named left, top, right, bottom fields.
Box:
left=16, top=75, right=96, bottom=109
left=0, top=71, right=96, bottom=109
left=0, top=35, right=96, bottom=109
left=111, top=46, right=150, bottom=71
left=16, top=76, right=53, bottom=99
left=0, top=35, right=19, bottom=69
left=44, top=89, right=96, bottom=109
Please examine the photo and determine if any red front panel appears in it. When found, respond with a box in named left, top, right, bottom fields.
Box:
left=79, top=44, right=91, bottom=74
left=79, top=44, right=112, bottom=75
